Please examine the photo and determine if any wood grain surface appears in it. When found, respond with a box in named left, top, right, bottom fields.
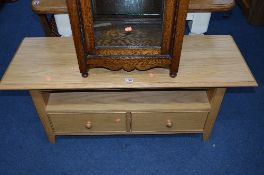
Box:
left=94, top=23, right=162, bottom=47
left=47, top=90, right=209, bottom=135
left=131, top=112, right=208, bottom=132
left=203, top=88, right=226, bottom=140
left=49, top=113, right=127, bottom=134
left=86, top=57, right=171, bottom=71
left=0, top=36, right=257, bottom=90
left=32, top=0, right=235, bottom=14
left=50, top=112, right=208, bottom=134
left=30, top=90, right=56, bottom=143
left=46, top=90, right=211, bottom=113
left=66, top=0, right=88, bottom=74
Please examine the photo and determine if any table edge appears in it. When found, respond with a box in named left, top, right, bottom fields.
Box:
left=31, top=0, right=236, bottom=14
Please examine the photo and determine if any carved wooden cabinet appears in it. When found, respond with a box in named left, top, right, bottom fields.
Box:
left=237, top=0, right=264, bottom=25
left=66, top=0, right=190, bottom=77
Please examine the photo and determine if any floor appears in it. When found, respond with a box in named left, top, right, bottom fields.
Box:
left=0, top=1, right=264, bottom=174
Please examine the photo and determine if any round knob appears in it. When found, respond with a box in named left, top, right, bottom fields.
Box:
left=166, top=120, right=173, bottom=128
left=125, top=26, right=132, bottom=32
left=33, top=0, right=40, bottom=6
left=85, top=121, right=92, bottom=129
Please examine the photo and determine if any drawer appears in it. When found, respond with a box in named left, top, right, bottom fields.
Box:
left=131, top=112, right=208, bottom=132
left=49, top=113, right=127, bottom=134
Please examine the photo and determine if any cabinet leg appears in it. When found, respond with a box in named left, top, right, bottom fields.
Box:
left=203, top=88, right=226, bottom=141
left=48, top=135, right=56, bottom=144
left=38, top=14, right=52, bottom=37
left=169, top=71, right=177, bottom=78
left=82, top=72, right=89, bottom=78
left=30, top=90, right=56, bottom=143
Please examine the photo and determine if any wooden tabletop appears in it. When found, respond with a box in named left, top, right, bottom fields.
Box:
left=0, top=36, right=257, bottom=90
left=32, top=0, right=235, bottom=14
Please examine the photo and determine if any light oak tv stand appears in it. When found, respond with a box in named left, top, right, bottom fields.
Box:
left=0, top=36, right=257, bottom=143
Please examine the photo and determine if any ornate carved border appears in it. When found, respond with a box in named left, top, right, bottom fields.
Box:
left=87, top=58, right=171, bottom=71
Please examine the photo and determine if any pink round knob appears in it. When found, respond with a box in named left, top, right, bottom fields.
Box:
left=125, top=26, right=132, bottom=32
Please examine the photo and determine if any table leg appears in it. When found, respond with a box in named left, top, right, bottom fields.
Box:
left=30, top=90, right=55, bottom=143
left=38, top=14, right=52, bottom=36
left=203, top=88, right=226, bottom=141
left=38, top=14, right=60, bottom=37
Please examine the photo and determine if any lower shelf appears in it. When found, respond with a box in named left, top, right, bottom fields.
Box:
left=46, top=90, right=211, bottom=113
left=46, top=90, right=210, bottom=135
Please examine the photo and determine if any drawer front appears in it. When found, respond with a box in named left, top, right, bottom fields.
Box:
left=49, top=113, right=127, bottom=133
left=131, top=112, right=208, bottom=132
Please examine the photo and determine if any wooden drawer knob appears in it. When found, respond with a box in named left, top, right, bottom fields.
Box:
left=85, top=121, right=92, bottom=129
left=166, top=120, right=173, bottom=128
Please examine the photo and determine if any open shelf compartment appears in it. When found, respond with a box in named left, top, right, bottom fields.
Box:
left=46, top=90, right=211, bottom=113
